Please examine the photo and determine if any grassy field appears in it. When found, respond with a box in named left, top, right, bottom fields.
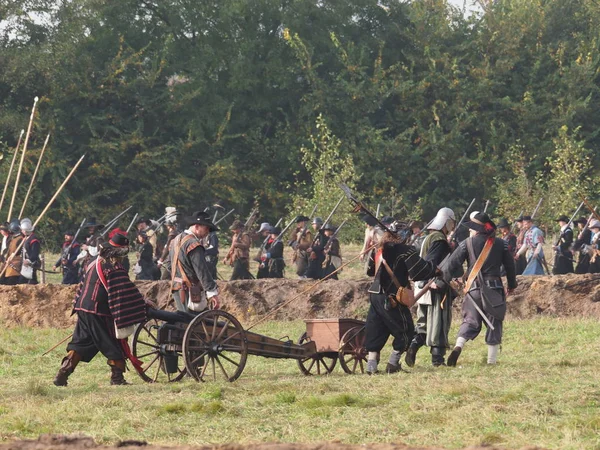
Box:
left=1, top=318, right=600, bottom=449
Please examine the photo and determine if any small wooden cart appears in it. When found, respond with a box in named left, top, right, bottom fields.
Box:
left=131, top=309, right=367, bottom=383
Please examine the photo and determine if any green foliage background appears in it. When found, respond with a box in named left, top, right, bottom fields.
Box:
left=1, top=0, right=599, bottom=246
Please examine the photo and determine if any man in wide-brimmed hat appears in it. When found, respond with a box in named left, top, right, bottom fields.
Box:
left=552, top=215, right=574, bottom=275
left=572, top=216, right=593, bottom=274
left=54, top=233, right=147, bottom=386
left=497, top=218, right=517, bottom=256
left=442, top=212, right=517, bottom=367
left=170, top=211, right=221, bottom=312
left=290, top=215, right=312, bottom=278
left=222, top=219, right=252, bottom=280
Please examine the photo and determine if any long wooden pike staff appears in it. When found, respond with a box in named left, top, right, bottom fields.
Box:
left=19, top=133, right=50, bottom=217
left=7, top=96, right=39, bottom=221
left=0, top=154, right=86, bottom=279
left=0, top=129, right=24, bottom=213
left=581, top=196, right=600, bottom=222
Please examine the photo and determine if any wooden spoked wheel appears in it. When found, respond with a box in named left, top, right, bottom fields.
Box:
left=182, top=310, right=248, bottom=382
left=297, top=332, right=337, bottom=375
left=338, top=325, right=367, bottom=374
left=131, top=318, right=187, bottom=383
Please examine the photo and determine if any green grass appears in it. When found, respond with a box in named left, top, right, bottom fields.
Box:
left=2, top=318, right=600, bottom=449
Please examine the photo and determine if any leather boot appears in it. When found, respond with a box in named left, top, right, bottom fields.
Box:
left=447, top=346, right=462, bottom=367
left=53, top=351, right=81, bottom=387
left=108, top=360, right=130, bottom=385
left=405, top=334, right=425, bottom=368
left=431, top=346, right=446, bottom=367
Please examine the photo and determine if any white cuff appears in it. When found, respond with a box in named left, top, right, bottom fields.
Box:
left=88, top=246, right=98, bottom=257
left=206, top=289, right=218, bottom=299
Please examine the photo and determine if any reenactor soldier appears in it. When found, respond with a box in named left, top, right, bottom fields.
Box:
left=322, top=224, right=342, bottom=280
left=514, top=216, right=527, bottom=275
left=305, top=217, right=328, bottom=279
left=170, top=211, right=220, bottom=312
left=261, top=226, right=285, bottom=278
left=552, top=215, right=574, bottom=275
left=588, top=220, right=600, bottom=274
left=516, top=216, right=545, bottom=275
left=53, top=230, right=81, bottom=285
left=255, top=222, right=272, bottom=279
left=19, top=218, right=41, bottom=284
left=223, top=220, right=252, bottom=280
left=572, top=217, right=593, bottom=274
left=290, top=215, right=312, bottom=279
left=2, top=220, right=23, bottom=285
left=443, top=213, right=517, bottom=366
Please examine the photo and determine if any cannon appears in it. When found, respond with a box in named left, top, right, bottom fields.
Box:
left=131, top=308, right=367, bottom=383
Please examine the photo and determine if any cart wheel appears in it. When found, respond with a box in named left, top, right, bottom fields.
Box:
left=297, top=332, right=337, bottom=375
left=338, top=325, right=367, bottom=374
left=132, top=318, right=187, bottom=383
left=182, top=310, right=248, bottom=382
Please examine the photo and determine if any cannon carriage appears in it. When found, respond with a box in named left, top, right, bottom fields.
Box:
left=131, top=308, right=367, bottom=383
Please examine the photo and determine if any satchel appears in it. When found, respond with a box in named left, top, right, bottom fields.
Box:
left=381, top=257, right=416, bottom=308
left=186, top=284, right=208, bottom=312
left=20, top=264, right=33, bottom=280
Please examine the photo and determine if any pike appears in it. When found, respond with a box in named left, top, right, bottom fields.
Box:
left=126, top=213, right=139, bottom=233
left=214, top=208, right=235, bottom=226
left=321, top=194, right=345, bottom=230
left=510, top=210, right=524, bottom=234
left=375, top=203, right=381, bottom=219
left=274, top=218, right=297, bottom=242
left=454, top=198, right=477, bottom=234
left=0, top=154, right=86, bottom=280
left=19, top=133, right=51, bottom=217
left=99, top=205, right=134, bottom=237
left=581, top=196, right=600, bottom=223
left=483, top=199, right=490, bottom=213
left=531, top=197, right=543, bottom=219
left=8, top=97, right=38, bottom=221
left=0, top=130, right=24, bottom=213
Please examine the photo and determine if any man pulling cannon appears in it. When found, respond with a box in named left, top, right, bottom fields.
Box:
left=53, top=233, right=147, bottom=386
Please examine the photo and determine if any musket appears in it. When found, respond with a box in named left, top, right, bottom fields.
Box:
left=61, top=218, right=87, bottom=262
left=449, top=197, right=477, bottom=245
left=375, top=204, right=381, bottom=219
left=340, top=184, right=393, bottom=234
left=322, top=219, right=348, bottom=263
left=483, top=200, right=490, bottom=213
left=255, top=218, right=284, bottom=261
left=0, top=129, right=24, bottom=212
left=275, top=218, right=296, bottom=243
left=99, top=205, right=134, bottom=237
left=309, top=194, right=345, bottom=250
left=301, top=204, right=319, bottom=236
left=531, top=197, right=543, bottom=220
left=126, top=213, right=139, bottom=233
left=214, top=208, right=235, bottom=226
left=224, top=209, right=258, bottom=265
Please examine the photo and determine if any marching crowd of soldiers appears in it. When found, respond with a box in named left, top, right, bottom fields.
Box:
left=41, top=200, right=600, bottom=385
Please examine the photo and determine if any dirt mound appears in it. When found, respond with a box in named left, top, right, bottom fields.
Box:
left=0, top=275, right=598, bottom=328
left=0, top=434, right=545, bottom=450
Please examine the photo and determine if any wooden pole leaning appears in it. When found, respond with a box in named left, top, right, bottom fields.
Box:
left=0, top=154, right=86, bottom=280
left=19, top=133, right=50, bottom=218
left=7, top=97, right=39, bottom=221
left=0, top=129, right=24, bottom=213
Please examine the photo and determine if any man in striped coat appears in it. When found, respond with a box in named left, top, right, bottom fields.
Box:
left=53, top=233, right=147, bottom=386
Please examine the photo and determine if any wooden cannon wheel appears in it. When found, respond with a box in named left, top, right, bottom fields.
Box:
left=296, top=332, right=337, bottom=375
left=131, top=318, right=187, bottom=383
left=338, top=325, right=367, bottom=374
left=182, top=310, right=248, bottom=382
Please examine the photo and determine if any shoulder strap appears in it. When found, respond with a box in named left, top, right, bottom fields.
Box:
left=171, top=234, right=195, bottom=290
left=381, top=257, right=402, bottom=290
left=95, top=257, right=109, bottom=291
left=464, top=237, right=494, bottom=294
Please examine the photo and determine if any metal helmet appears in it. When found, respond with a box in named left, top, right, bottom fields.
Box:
left=312, top=217, right=323, bottom=225
left=20, top=218, right=34, bottom=234
left=9, top=219, right=21, bottom=234
left=429, top=207, right=456, bottom=231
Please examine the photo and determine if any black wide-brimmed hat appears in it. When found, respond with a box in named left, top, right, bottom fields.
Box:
left=556, top=215, right=570, bottom=223
left=465, top=212, right=496, bottom=234
left=515, top=216, right=524, bottom=223
left=184, top=211, right=219, bottom=232
left=294, top=215, right=310, bottom=223
left=85, top=217, right=104, bottom=229
left=497, top=218, right=510, bottom=229
left=361, top=214, right=378, bottom=227
left=522, top=215, right=533, bottom=221
left=269, top=226, right=281, bottom=235
left=573, top=216, right=588, bottom=226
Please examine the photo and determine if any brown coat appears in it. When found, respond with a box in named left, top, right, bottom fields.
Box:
left=5, top=235, right=23, bottom=278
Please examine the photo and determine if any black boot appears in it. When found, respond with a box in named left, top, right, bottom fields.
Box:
left=447, top=347, right=462, bottom=367
left=405, top=334, right=425, bottom=367
left=53, top=351, right=81, bottom=387
left=108, top=360, right=130, bottom=385
left=431, top=346, right=446, bottom=367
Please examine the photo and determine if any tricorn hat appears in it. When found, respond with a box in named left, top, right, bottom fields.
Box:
left=556, top=215, right=570, bottom=223
left=496, top=218, right=510, bottom=229
left=229, top=219, right=244, bottom=231
left=295, top=215, right=310, bottom=223
left=465, top=212, right=496, bottom=234
left=185, top=211, right=219, bottom=232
